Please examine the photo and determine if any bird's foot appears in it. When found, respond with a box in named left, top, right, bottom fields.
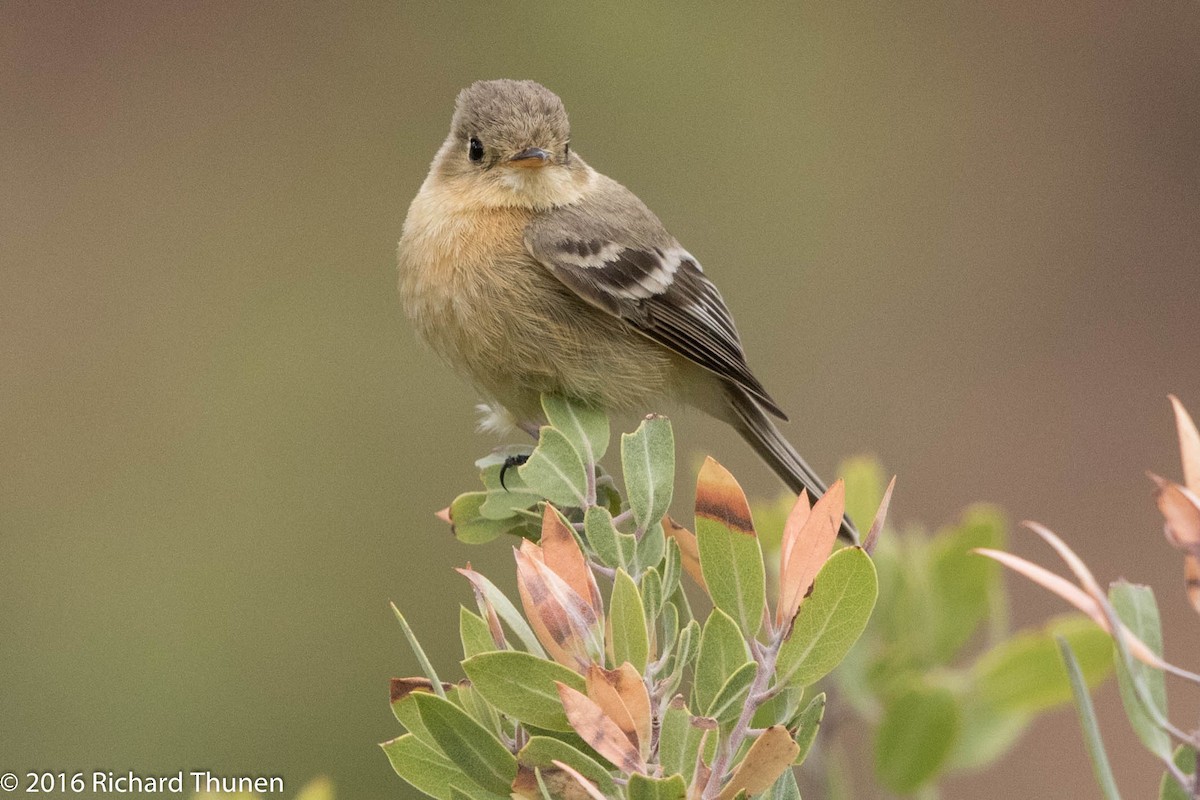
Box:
left=499, top=454, right=530, bottom=490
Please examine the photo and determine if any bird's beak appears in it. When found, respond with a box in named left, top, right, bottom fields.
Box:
left=508, top=148, right=550, bottom=168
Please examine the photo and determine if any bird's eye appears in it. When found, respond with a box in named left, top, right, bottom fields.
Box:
left=468, top=137, right=484, bottom=162
left=564, top=141, right=570, bottom=158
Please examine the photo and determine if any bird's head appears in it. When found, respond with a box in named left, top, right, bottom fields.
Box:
left=432, top=79, right=591, bottom=209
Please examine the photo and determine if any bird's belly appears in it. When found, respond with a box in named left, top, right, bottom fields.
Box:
left=399, top=205, right=676, bottom=419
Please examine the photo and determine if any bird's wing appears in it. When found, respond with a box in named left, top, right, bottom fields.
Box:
left=524, top=174, right=786, bottom=419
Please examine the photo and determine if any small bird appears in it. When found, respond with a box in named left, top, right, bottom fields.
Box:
left=398, top=79, right=855, bottom=539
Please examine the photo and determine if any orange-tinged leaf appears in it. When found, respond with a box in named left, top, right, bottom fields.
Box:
left=1186, top=555, right=1200, bottom=615
left=665, top=516, right=707, bottom=592
left=586, top=663, right=652, bottom=759
left=863, top=476, right=897, bottom=555
left=778, top=489, right=811, bottom=577
left=716, top=726, right=800, bottom=800
left=777, top=481, right=844, bottom=628
left=1170, top=394, right=1200, bottom=496
left=1149, top=473, right=1200, bottom=549
left=585, top=666, right=638, bottom=751
left=516, top=544, right=603, bottom=671
left=1023, top=521, right=1108, bottom=608
left=976, top=548, right=1173, bottom=672
left=555, top=682, right=646, bottom=774
left=975, top=548, right=1104, bottom=624
left=541, top=505, right=605, bottom=617
left=696, top=457, right=756, bottom=537
left=612, top=663, right=652, bottom=759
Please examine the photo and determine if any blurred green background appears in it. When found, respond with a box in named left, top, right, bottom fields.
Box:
left=3, top=2, right=1199, bottom=797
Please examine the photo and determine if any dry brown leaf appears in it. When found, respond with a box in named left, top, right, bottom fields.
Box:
left=695, top=457, right=756, bottom=537
left=716, top=726, right=800, bottom=800
left=586, top=663, right=652, bottom=759
left=541, top=505, right=604, bottom=617
left=389, top=677, right=453, bottom=704
left=555, top=682, right=646, bottom=774
left=776, top=481, right=844, bottom=628
left=585, top=665, right=638, bottom=752
left=1170, top=394, right=1200, bottom=496
left=1149, top=473, right=1200, bottom=549
left=516, top=543, right=602, bottom=671
left=664, top=516, right=707, bottom=592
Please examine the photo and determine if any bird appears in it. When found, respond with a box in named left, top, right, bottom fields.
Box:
left=398, top=79, right=856, bottom=540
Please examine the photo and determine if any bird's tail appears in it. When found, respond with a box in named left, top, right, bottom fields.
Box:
left=725, top=387, right=860, bottom=543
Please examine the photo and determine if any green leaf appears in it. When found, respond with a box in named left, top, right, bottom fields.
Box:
left=391, top=690, right=438, bottom=750
left=382, top=734, right=503, bottom=800
left=460, top=606, right=495, bottom=660
left=622, top=414, right=675, bottom=532
left=614, top=568, right=652, bottom=676
left=1159, top=745, right=1196, bottom=800
left=765, top=767, right=801, bottom=800
left=518, top=736, right=618, bottom=796
left=751, top=686, right=800, bottom=731
left=928, top=505, right=1005, bottom=659
left=706, top=661, right=757, bottom=724
left=519, top=427, right=588, bottom=507
left=776, top=547, right=877, bottom=688
left=658, top=697, right=704, bottom=784
left=455, top=682, right=503, bottom=735
left=478, top=461, right=542, bottom=521
left=610, top=569, right=650, bottom=672
left=973, top=615, right=1112, bottom=714
left=628, top=773, right=687, bottom=800
left=694, top=607, right=751, bottom=713
left=635, top=520, right=667, bottom=574
left=1059, top=637, right=1122, bottom=800
left=411, top=692, right=518, bottom=795
left=874, top=684, right=961, bottom=794
left=449, top=492, right=523, bottom=544
left=792, top=692, right=825, bottom=766
left=641, top=566, right=664, bottom=622
left=945, top=698, right=1030, bottom=771
left=1110, top=582, right=1171, bottom=761
left=462, top=651, right=586, bottom=732
left=661, top=539, right=682, bottom=604
left=584, top=506, right=621, bottom=568
left=522, top=725, right=607, bottom=767
left=391, top=604, right=445, bottom=698
left=696, top=484, right=766, bottom=640
left=542, top=394, right=610, bottom=464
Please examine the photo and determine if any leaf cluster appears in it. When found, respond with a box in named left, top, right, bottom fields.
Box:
left=384, top=396, right=885, bottom=800
left=980, top=396, right=1200, bottom=799
left=821, top=459, right=1113, bottom=795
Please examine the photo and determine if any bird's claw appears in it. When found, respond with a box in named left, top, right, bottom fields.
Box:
left=499, top=454, right=530, bottom=490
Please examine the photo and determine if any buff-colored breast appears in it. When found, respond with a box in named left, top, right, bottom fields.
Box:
left=398, top=182, right=680, bottom=423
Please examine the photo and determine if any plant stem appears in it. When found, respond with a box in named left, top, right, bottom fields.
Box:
left=701, top=630, right=784, bottom=800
